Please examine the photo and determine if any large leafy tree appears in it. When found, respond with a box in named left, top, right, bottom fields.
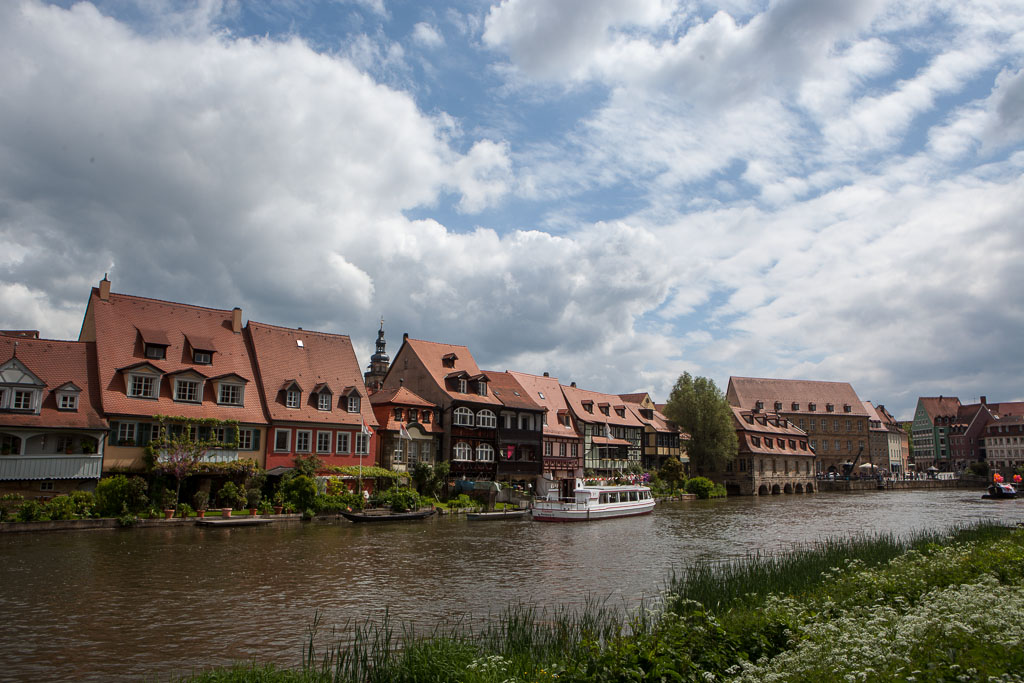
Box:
left=663, top=372, right=738, bottom=475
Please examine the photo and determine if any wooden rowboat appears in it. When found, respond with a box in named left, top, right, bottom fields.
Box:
left=466, top=509, right=528, bottom=521
left=339, top=508, right=436, bottom=523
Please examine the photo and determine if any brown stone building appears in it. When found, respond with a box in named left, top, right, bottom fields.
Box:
left=727, top=377, right=870, bottom=474
left=720, top=407, right=816, bottom=495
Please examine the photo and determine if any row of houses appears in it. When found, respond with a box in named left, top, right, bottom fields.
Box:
left=910, top=396, right=1024, bottom=474
left=0, top=279, right=684, bottom=498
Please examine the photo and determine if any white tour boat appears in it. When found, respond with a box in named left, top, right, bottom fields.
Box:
left=531, top=482, right=655, bottom=522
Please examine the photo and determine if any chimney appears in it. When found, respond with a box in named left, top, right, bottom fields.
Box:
left=399, top=378, right=404, bottom=386
left=981, top=396, right=987, bottom=405
left=99, top=275, right=111, bottom=301
left=570, top=381, right=576, bottom=387
left=232, top=307, right=242, bottom=334
left=543, top=372, right=549, bottom=377
left=403, top=332, right=409, bottom=341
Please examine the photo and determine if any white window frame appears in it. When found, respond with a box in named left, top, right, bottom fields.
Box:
left=453, top=407, right=474, bottom=426
left=347, top=395, right=360, bottom=413
left=117, top=422, right=137, bottom=444
left=407, top=440, right=419, bottom=465
left=286, top=390, right=300, bottom=408
left=477, top=382, right=487, bottom=396
left=453, top=442, right=472, bottom=461
left=238, top=428, right=254, bottom=450
left=421, top=442, right=431, bottom=463
left=393, top=438, right=404, bottom=463
left=193, top=350, right=212, bottom=364
left=476, top=443, right=495, bottom=462
left=57, top=392, right=79, bottom=411
left=336, top=432, right=351, bottom=454
left=12, top=389, right=35, bottom=411
left=316, top=430, right=332, bottom=454
left=458, top=379, right=468, bottom=393
left=355, top=432, right=370, bottom=455
left=295, top=430, right=312, bottom=453
left=544, top=442, right=552, bottom=457
left=218, top=383, right=243, bottom=406
left=477, top=410, right=497, bottom=428
left=174, top=378, right=201, bottom=403
left=128, top=374, right=158, bottom=399
left=318, top=393, right=332, bottom=411
left=274, top=429, right=291, bottom=452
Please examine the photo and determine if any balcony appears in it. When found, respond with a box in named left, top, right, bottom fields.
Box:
left=156, top=449, right=240, bottom=464
left=0, top=455, right=103, bottom=481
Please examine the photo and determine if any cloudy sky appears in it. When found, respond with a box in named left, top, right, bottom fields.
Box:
left=2, top=0, right=1022, bottom=419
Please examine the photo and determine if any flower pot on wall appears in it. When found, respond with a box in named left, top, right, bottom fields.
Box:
left=273, top=506, right=283, bottom=515
left=197, top=509, right=206, bottom=519
left=163, top=509, right=175, bottom=520
left=222, top=508, right=232, bottom=518
left=248, top=508, right=258, bottom=516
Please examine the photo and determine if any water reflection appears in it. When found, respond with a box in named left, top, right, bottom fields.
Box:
left=0, top=489, right=1019, bottom=682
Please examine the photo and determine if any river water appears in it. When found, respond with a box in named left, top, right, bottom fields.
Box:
left=1, top=489, right=1021, bottom=682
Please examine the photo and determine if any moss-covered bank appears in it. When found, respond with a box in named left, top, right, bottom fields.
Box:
left=181, top=522, right=1024, bottom=682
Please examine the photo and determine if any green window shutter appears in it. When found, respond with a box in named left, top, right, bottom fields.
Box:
left=138, top=423, right=152, bottom=446
left=109, top=421, right=120, bottom=446
left=251, top=429, right=260, bottom=451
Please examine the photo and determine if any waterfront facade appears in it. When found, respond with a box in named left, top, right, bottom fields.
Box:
left=80, top=279, right=268, bottom=472
left=369, top=386, right=440, bottom=474
left=909, top=396, right=962, bottom=472
left=727, top=377, right=870, bottom=474
left=619, top=392, right=684, bottom=471
left=984, top=415, right=1024, bottom=475
left=247, top=321, right=378, bottom=484
left=484, top=371, right=544, bottom=484
left=721, top=407, right=816, bottom=495
left=561, top=384, right=643, bottom=476
left=0, top=334, right=108, bottom=496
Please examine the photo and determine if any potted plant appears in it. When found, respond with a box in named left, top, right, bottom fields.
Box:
left=161, top=490, right=176, bottom=519
left=258, top=500, right=273, bottom=516
left=193, top=490, right=209, bottom=518
left=272, top=491, right=284, bottom=515
left=177, top=502, right=194, bottom=518
left=245, top=487, right=261, bottom=516
left=81, top=441, right=96, bottom=455
left=217, top=481, right=244, bottom=517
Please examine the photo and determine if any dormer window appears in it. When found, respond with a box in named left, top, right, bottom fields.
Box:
left=129, top=374, right=157, bottom=398
left=843, top=404, right=851, bottom=413
left=755, top=400, right=764, bottom=410
left=218, top=384, right=242, bottom=405
left=826, top=403, right=834, bottom=413
left=394, top=408, right=404, bottom=420
left=808, top=402, right=816, bottom=411
left=13, top=389, right=35, bottom=410
left=477, top=381, right=487, bottom=397
left=616, top=408, right=625, bottom=417
left=600, top=406, right=609, bottom=416
left=459, top=379, right=468, bottom=393
left=421, top=410, right=431, bottom=424
left=408, top=408, right=418, bottom=422
left=194, top=350, right=212, bottom=365
left=174, top=378, right=201, bottom=403
left=286, top=390, right=300, bottom=408
left=442, top=352, right=458, bottom=368
left=318, top=392, right=332, bottom=411
left=347, top=395, right=360, bottom=413
left=792, top=402, right=800, bottom=411
left=774, top=401, right=782, bottom=411
left=144, top=344, right=166, bottom=360
left=58, top=393, right=78, bottom=410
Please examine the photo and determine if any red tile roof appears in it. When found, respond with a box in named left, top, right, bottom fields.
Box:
left=399, top=338, right=503, bottom=406
left=483, top=371, right=543, bottom=412
left=728, top=376, right=868, bottom=416
left=732, top=407, right=812, bottom=456
left=506, top=371, right=580, bottom=439
left=0, top=336, right=107, bottom=430
left=561, top=384, right=644, bottom=428
left=247, top=321, right=377, bottom=427
left=918, top=396, right=962, bottom=422
left=85, top=288, right=266, bottom=424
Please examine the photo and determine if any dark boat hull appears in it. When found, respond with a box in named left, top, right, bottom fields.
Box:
left=340, top=508, right=436, bottom=522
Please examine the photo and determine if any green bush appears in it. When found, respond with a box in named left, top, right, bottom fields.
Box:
left=369, top=486, right=422, bottom=512
left=95, top=475, right=150, bottom=517
left=44, top=495, right=77, bottom=520
left=216, top=481, right=246, bottom=510
left=685, top=476, right=716, bottom=499
left=69, top=490, right=95, bottom=517
left=16, top=499, right=47, bottom=522
left=192, top=489, right=209, bottom=511
left=314, top=492, right=362, bottom=514
left=0, top=493, right=24, bottom=522
left=177, top=503, right=195, bottom=518
left=279, top=475, right=317, bottom=511
left=444, top=493, right=475, bottom=510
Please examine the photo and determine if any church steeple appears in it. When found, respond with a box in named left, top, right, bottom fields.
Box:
left=364, top=317, right=390, bottom=393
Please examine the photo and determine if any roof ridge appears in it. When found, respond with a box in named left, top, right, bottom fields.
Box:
left=104, top=289, right=239, bottom=315
left=247, top=320, right=351, bottom=340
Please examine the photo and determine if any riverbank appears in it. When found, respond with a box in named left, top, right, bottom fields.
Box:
left=179, top=520, right=1024, bottom=683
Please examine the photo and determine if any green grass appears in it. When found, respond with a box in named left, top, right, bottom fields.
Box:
left=181, top=522, right=1024, bottom=683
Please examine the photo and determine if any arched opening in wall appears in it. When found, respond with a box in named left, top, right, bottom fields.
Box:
left=771, top=484, right=781, bottom=495
left=795, top=483, right=804, bottom=493
left=758, top=485, right=769, bottom=496
left=726, top=483, right=742, bottom=496
left=783, top=483, right=793, bottom=494
left=805, top=482, right=814, bottom=493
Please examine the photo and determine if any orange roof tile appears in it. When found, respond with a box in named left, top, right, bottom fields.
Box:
left=728, top=376, right=868, bottom=416
left=86, top=288, right=266, bottom=424
left=0, top=336, right=107, bottom=430
left=561, top=384, right=645, bottom=428
left=247, top=321, right=377, bottom=427
left=918, top=396, right=962, bottom=421
left=399, top=338, right=503, bottom=406
left=483, top=371, right=543, bottom=412
left=506, top=371, right=580, bottom=439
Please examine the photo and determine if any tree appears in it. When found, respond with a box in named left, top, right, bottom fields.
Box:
left=659, top=455, right=685, bottom=490
left=147, top=416, right=238, bottom=507
left=663, top=372, right=738, bottom=475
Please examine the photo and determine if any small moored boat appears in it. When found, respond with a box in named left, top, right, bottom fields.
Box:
left=466, top=509, right=528, bottom=521
left=339, top=507, right=437, bottom=522
left=982, top=483, right=1017, bottom=500
left=531, top=484, right=655, bottom=522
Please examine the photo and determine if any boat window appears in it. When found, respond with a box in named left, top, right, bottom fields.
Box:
left=629, top=491, right=638, bottom=502
left=599, top=493, right=608, bottom=504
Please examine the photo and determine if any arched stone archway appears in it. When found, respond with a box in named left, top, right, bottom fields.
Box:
left=805, top=482, right=814, bottom=493
left=771, top=484, right=781, bottom=495
left=758, top=485, right=769, bottom=496
left=795, top=483, right=804, bottom=493
left=726, top=483, right=742, bottom=496
left=783, top=483, right=793, bottom=494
